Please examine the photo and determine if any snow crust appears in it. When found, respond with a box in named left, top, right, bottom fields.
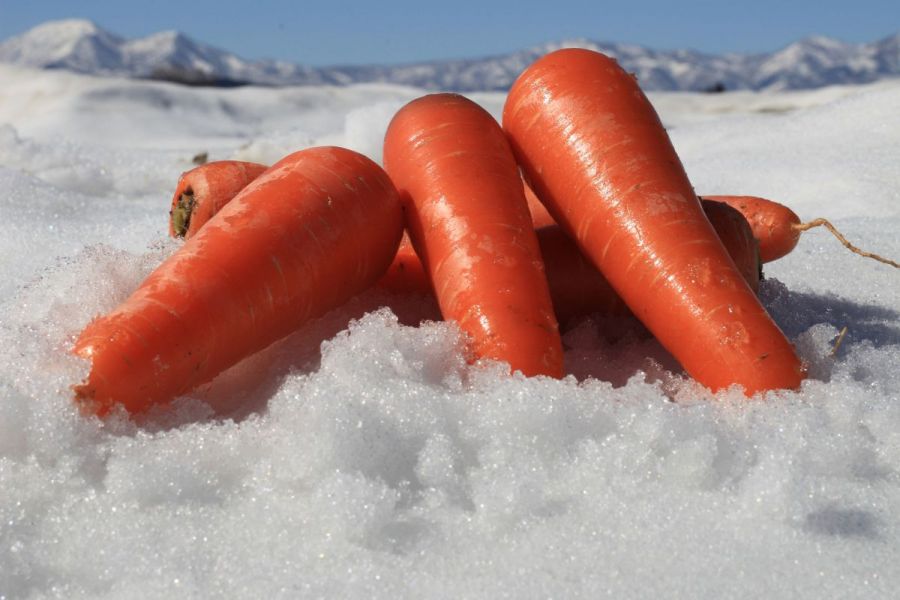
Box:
left=1, top=65, right=899, bottom=598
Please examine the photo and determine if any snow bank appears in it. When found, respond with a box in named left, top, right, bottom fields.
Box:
left=1, top=66, right=899, bottom=598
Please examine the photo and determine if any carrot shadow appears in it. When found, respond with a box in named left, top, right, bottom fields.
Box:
left=560, top=315, right=684, bottom=390
left=559, top=279, right=900, bottom=391
left=759, top=278, right=900, bottom=351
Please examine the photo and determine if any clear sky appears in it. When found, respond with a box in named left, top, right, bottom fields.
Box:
left=0, top=0, right=897, bottom=66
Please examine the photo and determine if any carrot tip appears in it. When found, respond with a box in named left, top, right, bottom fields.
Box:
left=171, top=192, right=196, bottom=238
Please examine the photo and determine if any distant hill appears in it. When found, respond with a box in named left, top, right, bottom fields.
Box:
left=1, top=19, right=898, bottom=91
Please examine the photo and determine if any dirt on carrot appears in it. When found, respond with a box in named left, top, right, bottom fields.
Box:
left=169, top=160, right=268, bottom=239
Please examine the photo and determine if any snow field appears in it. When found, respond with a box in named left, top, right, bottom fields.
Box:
left=1, top=65, right=899, bottom=598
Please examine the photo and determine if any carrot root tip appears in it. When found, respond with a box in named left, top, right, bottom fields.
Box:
left=831, top=326, right=849, bottom=357
left=171, top=192, right=196, bottom=238
left=794, top=218, right=900, bottom=269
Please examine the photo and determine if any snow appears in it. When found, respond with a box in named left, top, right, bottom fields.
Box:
left=1, top=64, right=899, bottom=598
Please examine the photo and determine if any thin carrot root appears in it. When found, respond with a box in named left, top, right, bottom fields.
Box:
left=831, top=326, right=849, bottom=357
left=793, top=219, right=900, bottom=269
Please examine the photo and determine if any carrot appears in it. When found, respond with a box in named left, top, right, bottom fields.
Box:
left=535, top=225, right=629, bottom=323
left=700, top=200, right=761, bottom=290
left=73, top=146, right=404, bottom=415
left=527, top=181, right=761, bottom=289
left=701, top=195, right=800, bottom=262
left=524, top=182, right=556, bottom=228
left=383, top=93, right=564, bottom=378
left=167, top=165, right=434, bottom=296
left=504, top=49, right=804, bottom=394
left=539, top=199, right=759, bottom=324
left=375, top=233, right=433, bottom=296
left=704, top=195, right=900, bottom=268
left=169, top=160, right=268, bottom=239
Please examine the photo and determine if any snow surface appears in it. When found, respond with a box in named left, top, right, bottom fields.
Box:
left=1, top=64, right=899, bottom=598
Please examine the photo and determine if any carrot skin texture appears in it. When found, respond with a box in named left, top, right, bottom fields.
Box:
left=375, top=234, right=433, bottom=296
left=75, top=147, right=403, bottom=414
left=504, top=49, right=803, bottom=394
left=528, top=182, right=761, bottom=292
left=700, top=199, right=761, bottom=292
left=383, top=93, right=564, bottom=378
left=166, top=160, right=428, bottom=295
left=531, top=180, right=782, bottom=270
left=169, top=160, right=268, bottom=239
left=539, top=201, right=761, bottom=324
left=535, top=225, right=629, bottom=322
left=703, top=195, right=801, bottom=263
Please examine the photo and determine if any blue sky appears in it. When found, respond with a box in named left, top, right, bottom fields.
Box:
left=1, top=0, right=897, bottom=66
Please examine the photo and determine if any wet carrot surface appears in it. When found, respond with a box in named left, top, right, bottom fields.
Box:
left=74, top=146, right=404, bottom=414
left=384, top=93, right=564, bottom=378
left=504, top=49, right=803, bottom=394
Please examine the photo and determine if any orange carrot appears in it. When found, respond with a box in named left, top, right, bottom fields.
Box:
left=375, top=233, right=433, bottom=296
left=539, top=199, right=759, bottom=324
left=535, top=225, right=629, bottom=323
left=166, top=164, right=434, bottom=296
left=504, top=49, right=803, bottom=394
left=74, top=146, right=403, bottom=415
left=383, top=93, right=564, bottom=378
left=703, top=195, right=900, bottom=269
left=701, top=195, right=800, bottom=263
left=170, top=160, right=268, bottom=238
left=527, top=181, right=761, bottom=288
left=701, top=200, right=761, bottom=291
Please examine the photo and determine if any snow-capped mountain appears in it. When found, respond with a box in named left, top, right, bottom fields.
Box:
left=0, top=20, right=126, bottom=75
left=1, top=19, right=898, bottom=91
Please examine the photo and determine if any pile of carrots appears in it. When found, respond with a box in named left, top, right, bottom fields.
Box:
left=73, top=48, right=890, bottom=416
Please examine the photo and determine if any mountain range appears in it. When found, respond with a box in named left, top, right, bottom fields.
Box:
left=1, top=19, right=898, bottom=92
